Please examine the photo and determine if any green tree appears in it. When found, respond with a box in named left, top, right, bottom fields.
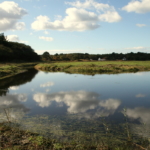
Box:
left=42, top=51, right=51, bottom=62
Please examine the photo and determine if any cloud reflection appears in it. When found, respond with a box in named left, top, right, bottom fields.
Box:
left=9, top=86, right=19, bottom=90
left=0, top=94, right=29, bottom=121
left=40, top=81, right=54, bottom=88
left=136, top=94, right=146, bottom=98
left=0, top=94, right=28, bottom=111
left=33, top=91, right=121, bottom=118
left=126, top=107, right=150, bottom=124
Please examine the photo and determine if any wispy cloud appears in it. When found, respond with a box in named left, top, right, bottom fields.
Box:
left=125, top=46, right=147, bottom=50
left=136, top=24, right=146, bottom=27
left=39, top=36, right=53, bottom=42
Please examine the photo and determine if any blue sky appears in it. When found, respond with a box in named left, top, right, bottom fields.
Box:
left=0, top=0, right=150, bottom=54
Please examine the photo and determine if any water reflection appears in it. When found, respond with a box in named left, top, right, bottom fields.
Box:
left=0, top=70, right=150, bottom=142
left=0, top=69, right=38, bottom=96
left=135, top=94, right=146, bottom=98
left=33, top=91, right=121, bottom=118
left=9, top=86, right=20, bottom=90
left=0, top=94, right=28, bottom=110
left=0, top=69, right=38, bottom=121
left=126, top=107, right=150, bottom=124
left=40, top=81, right=54, bottom=88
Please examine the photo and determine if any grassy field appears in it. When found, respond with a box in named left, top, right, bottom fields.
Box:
left=0, top=63, right=39, bottom=80
left=35, top=61, right=150, bottom=74
left=1, top=61, right=150, bottom=79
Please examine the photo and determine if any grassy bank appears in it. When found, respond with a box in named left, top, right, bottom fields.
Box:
left=35, top=61, right=150, bottom=74
left=0, top=63, right=39, bottom=80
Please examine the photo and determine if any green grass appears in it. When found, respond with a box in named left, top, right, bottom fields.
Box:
left=35, top=61, right=150, bottom=74
left=0, top=63, right=39, bottom=79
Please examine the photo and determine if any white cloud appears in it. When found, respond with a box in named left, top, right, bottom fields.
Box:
left=66, top=0, right=113, bottom=11
left=136, top=94, right=146, bottom=98
left=31, top=0, right=121, bottom=31
left=125, top=46, right=146, bottom=50
left=99, top=11, right=121, bottom=23
left=39, top=36, right=53, bottom=42
left=122, top=0, right=150, bottom=13
left=0, top=1, right=27, bottom=31
left=136, top=24, right=146, bottom=27
left=31, top=9, right=100, bottom=31
left=40, top=81, right=54, bottom=87
left=7, top=35, right=28, bottom=44
left=44, top=31, right=49, bottom=34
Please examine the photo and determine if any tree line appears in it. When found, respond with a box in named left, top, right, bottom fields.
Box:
left=41, top=51, right=150, bottom=61
left=0, top=33, right=40, bottom=62
left=1, top=33, right=150, bottom=62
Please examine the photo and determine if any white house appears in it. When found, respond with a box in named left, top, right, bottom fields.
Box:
left=122, top=57, right=126, bottom=61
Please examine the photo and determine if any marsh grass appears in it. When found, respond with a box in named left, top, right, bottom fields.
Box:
left=0, top=62, right=39, bottom=79
left=35, top=61, right=150, bottom=74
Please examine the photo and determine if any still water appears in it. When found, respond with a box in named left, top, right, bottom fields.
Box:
left=0, top=69, right=150, bottom=141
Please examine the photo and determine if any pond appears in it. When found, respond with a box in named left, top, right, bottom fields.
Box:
left=0, top=69, right=150, bottom=144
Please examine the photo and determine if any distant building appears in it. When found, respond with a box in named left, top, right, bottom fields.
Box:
left=98, top=58, right=105, bottom=61
left=122, top=57, right=126, bottom=61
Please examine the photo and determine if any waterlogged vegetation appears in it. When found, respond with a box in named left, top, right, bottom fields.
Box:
left=35, top=61, right=150, bottom=74
left=0, top=110, right=150, bottom=150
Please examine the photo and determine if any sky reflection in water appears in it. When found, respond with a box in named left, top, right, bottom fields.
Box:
left=0, top=70, right=150, bottom=126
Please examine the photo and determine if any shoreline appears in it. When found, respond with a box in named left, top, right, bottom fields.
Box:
left=0, top=63, right=39, bottom=80
left=35, top=61, right=150, bottom=75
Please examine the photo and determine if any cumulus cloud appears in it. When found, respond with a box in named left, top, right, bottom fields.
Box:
left=31, top=9, right=100, bottom=31
left=31, top=0, right=121, bottom=31
left=40, top=81, right=54, bottom=87
left=7, top=35, right=28, bottom=44
left=136, top=24, right=146, bottom=27
left=122, top=0, right=150, bottom=13
left=39, top=36, right=54, bottom=42
left=99, top=11, right=121, bottom=23
left=33, top=91, right=121, bottom=118
left=0, top=1, right=27, bottom=31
